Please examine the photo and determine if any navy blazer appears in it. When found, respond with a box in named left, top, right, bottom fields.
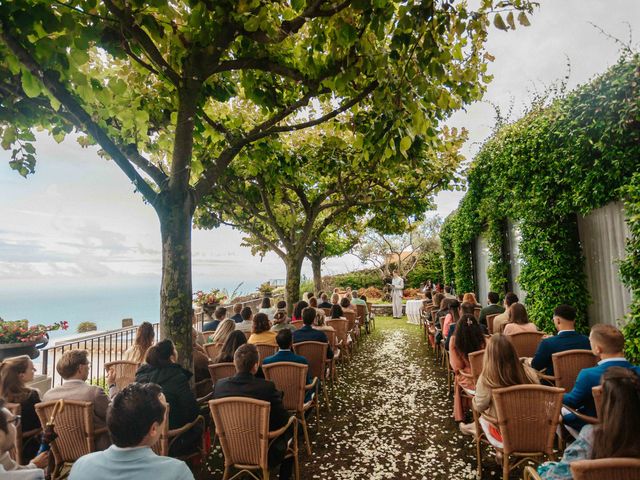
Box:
left=292, top=325, right=334, bottom=359
left=231, top=313, right=243, bottom=323
left=564, top=359, right=640, bottom=419
left=212, top=372, right=290, bottom=431
left=531, top=331, right=591, bottom=376
left=263, top=350, right=312, bottom=384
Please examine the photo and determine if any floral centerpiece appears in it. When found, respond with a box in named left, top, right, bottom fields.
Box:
left=193, top=289, right=228, bottom=315
left=258, top=282, right=274, bottom=297
left=0, top=317, right=69, bottom=360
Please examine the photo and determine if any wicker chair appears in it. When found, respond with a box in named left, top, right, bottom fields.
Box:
left=292, top=341, right=330, bottom=410
left=6, top=402, right=41, bottom=466
left=321, top=308, right=332, bottom=317
left=322, top=329, right=340, bottom=383
left=486, top=313, right=499, bottom=334
left=204, top=342, right=223, bottom=360
left=255, top=344, right=278, bottom=366
left=355, top=304, right=367, bottom=334
left=366, top=302, right=375, bottom=330
left=507, top=331, right=545, bottom=358
left=209, top=396, right=299, bottom=480
left=326, top=318, right=350, bottom=361
left=291, top=320, right=303, bottom=330
left=344, top=310, right=358, bottom=344
left=491, top=384, right=564, bottom=480
left=104, top=360, right=139, bottom=391
left=208, top=362, right=237, bottom=385
left=262, top=362, right=318, bottom=456
left=151, top=404, right=205, bottom=461
left=35, top=400, right=107, bottom=479
left=524, top=458, right=640, bottom=480
left=243, top=331, right=252, bottom=340
left=549, top=349, right=598, bottom=391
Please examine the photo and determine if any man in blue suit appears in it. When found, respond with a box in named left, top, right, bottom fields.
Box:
left=531, top=304, right=591, bottom=377
left=264, top=329, right=314, bottom=400
left=563, top=323, right=640, bottom=431
left=292, top=308, right=334, bottom=359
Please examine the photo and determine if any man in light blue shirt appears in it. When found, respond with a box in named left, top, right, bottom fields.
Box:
left=69, top=383, right=193, bottom=480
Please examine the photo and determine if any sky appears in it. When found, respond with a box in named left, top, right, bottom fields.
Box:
left=1, top=0, right=639, bottom=298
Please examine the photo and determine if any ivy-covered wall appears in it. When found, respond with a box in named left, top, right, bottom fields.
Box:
left=442, top=54, right=640, bottom=349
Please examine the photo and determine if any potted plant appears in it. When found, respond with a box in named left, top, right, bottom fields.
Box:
left=0, top=318, right=69, bottom=361
left=258, top=282, right=274, bottom=297
left=193, top=289, right=228, bottom=315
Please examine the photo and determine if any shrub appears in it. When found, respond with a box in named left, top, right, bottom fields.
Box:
left=77, top=321, right=97, bottom=333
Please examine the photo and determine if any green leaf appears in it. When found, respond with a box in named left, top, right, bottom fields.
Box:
left=399, top=136, right=412, bottom=155
left=506, top=12, right=516, bottom=30
left=291, top=0, right=304, bottom=11
left=518, top=11, right=531, bottom=27
left=493, top=13, right=508, bottom=31
left=21, top=71, right=41, bottom=98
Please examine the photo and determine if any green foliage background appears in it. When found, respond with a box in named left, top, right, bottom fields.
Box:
left=442, top=54, right=640, bottom=353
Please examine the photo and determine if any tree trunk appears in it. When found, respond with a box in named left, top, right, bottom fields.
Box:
left=284, top=254, right=305, bottom=315
left=310, top=253, right=323, bottom=293
left=157, top=192, right=194, bottom=372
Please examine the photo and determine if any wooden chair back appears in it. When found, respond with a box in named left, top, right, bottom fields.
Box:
left=323, top=329, right=337, bottom=349
left=492, top=384, right=563, bottom=457
left=571, top=458, right=640, bottom=480
left=366, top=302, right=373, bottom=313
left=208, top=362, right=237, bottom=385
left=322, top=308, right=332, bottom=316
left=344, top=310, right=356, bottom=332
left=551, top=349, right=598, bottom=391
left=263, top=362, right=308, bottom=412
left=255, top=344, right=278, bottom=365
left=35, top=400, right=97, bottom=465
left=151, top=404, right=170, bottom=456
left=209, top=396, right=270, bottom=467
left=468, top=350, right=485, bottom=384
left=201, top=330, right=216, bottom=343
left=6, top=402, right=40, bottom=465
left=487, top=313, right=499, bottom=334
left=356, top=304, right=367, bottom=326
left=291, top=320, right=303, bottom=329
left=104, top=360, right=139, bottom=391
left=473, top=307, right=481, bottom=319
left=204, top=342, right=223, bottom=360
left=243, top=331, right=251, bottom=340
left=592, top=385, right=603, bottom=418
left=293, top=341, right=328, bottom=382
left=326, top=319, right=348, bottom=346
left=507, top=331, right=545, bottom=358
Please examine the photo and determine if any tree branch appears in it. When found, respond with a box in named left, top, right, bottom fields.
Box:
left=0, top=25, right=159, bottom=204
left=121, top=144, right=168, bottom=187
left=256, top=176, right=291, bottom=248
left=204, top=57, right=307, bottom=83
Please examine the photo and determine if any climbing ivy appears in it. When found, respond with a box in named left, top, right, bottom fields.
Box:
left=621, top=172, right=640, bottom=364
left=485, top=218, right=509, bottom=299
left=443, top=53, right=640, bottom=334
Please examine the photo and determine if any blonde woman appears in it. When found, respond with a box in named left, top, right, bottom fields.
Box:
left=461, top=334, right=539, bottom=444
left=0, top=356, right=40, bottom=462
left=503, top=303, right=538, bottom=335
left=210, top=318, right=235, bottom=345
left=313, top=310, right=335, bottom=333
left=123, top=322, right=155, bottom=364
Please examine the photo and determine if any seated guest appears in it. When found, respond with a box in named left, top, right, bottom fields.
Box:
left=531, top=304, right=591, bottom=377
left=340, top=297, right=354, bottom=313
left=258, top=297, right=277, bottom=321
left=0, top=356, right=42, bottom=462
left=449, top=315, right=486, bottom=423
left=43, top=350, right=118, bottom=450
left=212, top=345, right=293, bottom=480
left=444, top=285, right=456, bottom=299
left=135, top=340, right=200, bottom=456
left=313, top=310, right=334, bottom=333
left=330, top=293, right=340, bottom=305
left=271, top=311, right=297, bottom=333
left=441, top=299, right=460, bottom=350
left=478, top=292, right=505, bottom=327
left=248, top=313, right=278, bottom=347
left=563, top=324, right=640, bottom=431
left=0, top=399, right=48, bottom=478
left=308, top=297, right=319, bottom=309
left=293, top=308, right=334, bottom=359
left=191, top=330, right=210, bottom=397
left=210, top=318, right=236, bottom=346
left=291, top=301, right=308, bottom=323
left=445, top=301, right=475, bottom=350
left=351, top=291, right=368, bottom=315
left=461, top=334, right=539, bottom=441
left=503, top=303, right=538, bottom=335
left=330, top=304, right=345, bottom=320
left=537, top=367, right=640, bottom=480
left=263, top=330, right=314, bottom=400
left=214, top=331, right=247, bottom=364
left=69, top=383, right=194, bottom=480
left=318, top=293, right=333, bottom=309
left=235, top=307, right=254, bottom=333
left=203, top=306, right=226, bottom=332
left=462, top=292, right=481, bottom=307
left=124, top=322, right=155, bottom=364
left=230, top=303, right=243, bottom=323
left=492, top=292, right=518, bottom=334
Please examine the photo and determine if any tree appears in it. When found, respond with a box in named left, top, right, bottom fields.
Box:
left=306, top=225, right=361, bottom=293
left=353, top=216, right=443, bottom=279
left=0, top=0, right=535, bottom=364
left=196, top=127, right=462, bottom=310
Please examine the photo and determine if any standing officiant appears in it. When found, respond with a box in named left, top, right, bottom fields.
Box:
left=391, top=270, right=404, bottom=319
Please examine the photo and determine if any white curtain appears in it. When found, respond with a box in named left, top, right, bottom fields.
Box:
left=474, top=233, right=490, bottom=306
left=577, top=202, right=631, bottom=326
left=506, top=220, right=526, bottom=301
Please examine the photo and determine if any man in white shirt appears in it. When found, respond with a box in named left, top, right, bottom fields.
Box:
left=69, top=383, right=193, bottom=480
left=235, top=306, right=254, bottom=333
left=43, top=350, right=118, bottom=450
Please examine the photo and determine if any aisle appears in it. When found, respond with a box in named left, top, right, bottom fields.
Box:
left=299, top=317, right=479, bottom=480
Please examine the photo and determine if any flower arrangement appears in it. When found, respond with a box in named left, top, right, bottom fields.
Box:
left=193, top=289, right=228, bottom=307
left=258, top=282, right=274, bottom=295
left=0, top=318, right=69, bottom=344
